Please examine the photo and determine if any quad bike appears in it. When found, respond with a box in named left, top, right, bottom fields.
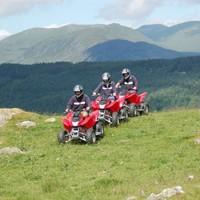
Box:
left=57, top=110, right=104, bottom=144
left=91, top=95, right=128, bottom=127
left=123, top=91, right=150, bottom=117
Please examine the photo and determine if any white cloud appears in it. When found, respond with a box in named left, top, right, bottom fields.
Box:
left=0, top=0, right=64, bottom=17
left=100, top=0, right=162, bottom=21
left=0, top=30, right=12, bottom=41
left=182, top=0, right=200, bottom=3
left=99, top=0, right=200, bottom=21
left=44, top=23, right=69, bottom=29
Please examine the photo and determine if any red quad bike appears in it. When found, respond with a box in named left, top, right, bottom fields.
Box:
left=123, top=91, right=150, bottom=117
left=91, top=95, right=128, bottom=127
left=57, top=110, right=104, bottom=144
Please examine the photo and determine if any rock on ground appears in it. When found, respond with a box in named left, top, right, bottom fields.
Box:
left=127, top=196, right=137, bottom=200
left=188, top=175, right=194, bottom=181
left=16, top=121, right=36, bottom=128
left=0, top=108, right=23, bottom=128
left=147, top=186, right=184, bottom=200
left=194, top=138, right=200, bottom=145
left=0, top=147, right=24, bottom=155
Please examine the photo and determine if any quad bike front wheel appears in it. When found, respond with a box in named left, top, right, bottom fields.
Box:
left=86, top=128, right=96, bottom=144
left=95, top=122, right=104, bottom=138
left=120, top=108, right=129, bottom=121
left=124, top=108, right=129, bottom=121
left=128, top=104, right=137, bottom=117
left=112, top=112, right=120, bottom=127
left=57, top=130, right=69, bottom=144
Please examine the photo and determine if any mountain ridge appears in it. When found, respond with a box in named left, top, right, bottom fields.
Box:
left=0, top=21, right=200, bottom=64
left=0, top=23, right=152, bottom=64
left=137, top=21, right=200, bottom=52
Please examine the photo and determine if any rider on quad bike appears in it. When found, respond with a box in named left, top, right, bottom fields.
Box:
left=92, top=72, right=116, bottom=99
left=115, top=68, right=138, bottom=94
left=116, top=68, right=149, bottom=116
left=58, top=85, right=104, bottom=144
left=91, top=73, right=128, bottom=126
left=65, top=84, right=90, bottom=114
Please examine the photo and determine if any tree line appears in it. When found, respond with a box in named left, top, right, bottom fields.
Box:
left=0, top=56, right=200, bottom=113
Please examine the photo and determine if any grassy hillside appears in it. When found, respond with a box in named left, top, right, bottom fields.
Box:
left=0, top=109, right=200, bottom=200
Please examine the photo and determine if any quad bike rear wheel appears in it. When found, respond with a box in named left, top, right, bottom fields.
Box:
left=143, top=103, right=150, bottom=115
left=138, top=103, right=150, bottom=115
left=86, top=128, right=96, bottom=144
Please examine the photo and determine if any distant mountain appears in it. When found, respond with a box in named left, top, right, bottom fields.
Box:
left=0, top=23, right=152, bottom=64
left=137, top=21, right=200, bottom=52
left=137, top=24, right=168, bottom=41
left=85, top=39, right=196, bottom=61
left=0, top=21, right=200, bottom=64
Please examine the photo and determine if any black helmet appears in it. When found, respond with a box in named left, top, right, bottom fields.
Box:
left=73, top=84, right=84, bottom=98
left=122, top=68, right=130, bottom=79
left=102, top=72, right=111, bottom=83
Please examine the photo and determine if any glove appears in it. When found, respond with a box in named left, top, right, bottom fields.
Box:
left=133, top=86, right=137, bottom=91
left=92, top=92, right=97, bottom=96
left=81, top=111, right=88, bottom=117
left=86, top=107, right=90, bottom=112
left=115, top=83, right=120, bottom=88
left=65, top=108, right=70, bottom=113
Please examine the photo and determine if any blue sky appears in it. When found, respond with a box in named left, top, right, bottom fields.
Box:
left=0, top=0, right=200, bottom=39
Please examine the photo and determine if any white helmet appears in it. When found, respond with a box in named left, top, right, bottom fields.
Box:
left=102, top=72, right=111, bottom=83
left=122, top=68, right=130, bottom=79
left=73, top=85, right=84, bottom=98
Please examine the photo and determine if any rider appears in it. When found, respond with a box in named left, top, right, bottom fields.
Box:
left=92, top=72, right=116, bottom=99
left=65, top=85, right=91, bottom=113
left=115, top=68, right=138, bottom=93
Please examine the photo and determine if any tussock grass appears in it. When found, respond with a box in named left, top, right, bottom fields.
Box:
left=0, top=109, right=200, bottom=200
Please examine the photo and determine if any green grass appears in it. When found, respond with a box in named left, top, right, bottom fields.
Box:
left=0, top=109, right=200, bottom=200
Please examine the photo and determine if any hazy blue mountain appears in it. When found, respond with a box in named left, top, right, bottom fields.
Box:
left=137, top=24, right=168, bottom=40
left=85, top=39, right=196, bottom=61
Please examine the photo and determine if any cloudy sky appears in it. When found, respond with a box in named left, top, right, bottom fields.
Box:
left=0, top=0, right=200, bottom=39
